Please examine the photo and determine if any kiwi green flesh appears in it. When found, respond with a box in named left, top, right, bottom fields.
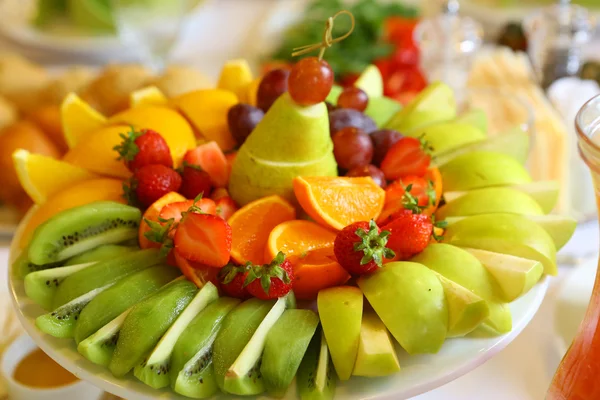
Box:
left=297, top=329, right=336, bottom=400
left=64, top=244, right=137, bottom=266
left=262, top=309, right=320, bottom=397
left=74, top=264, right=181, bottom=344
left=53, top=248, right=162, bottom=309
left=109, top=279, right=197, bottom=378
left=25, top=262, right=96, bottom=310
left=28, top=201, right=141, bottom=265
left=78, top=308, right=131, bottom=367
left=134, top=283, right=219, bottom=389
left=36, top=283, right=113, bottom=338
left=13, top=248, right=61, bottom=279
left=171, top=298, right=240, bottom=397
left=213, top=298, right=275, bottom=392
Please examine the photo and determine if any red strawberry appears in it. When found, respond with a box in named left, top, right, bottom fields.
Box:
left=378, top=176, right=435, bottom=224
left=184, top=142, right=230, bottom=187
left=114, top=128, right=173, bottom=172
left=382, top=209, right=434, bottom=259
left=380, top=136, right=432, bottom=180
left=159, top=198, right=217, bottom=224
left=179, top=163, right=213, bottom=199
left=333, top=220, right=395, bottom=276
left=211, top=187, right=230, bottom=201
left=130, top=164, right=182, bottom=208
left=215, top=196, right=238, bottom=221
left=218, top=263, right=251, bottom=299
left=174, top=213, right=232, bottom=267
left=245, top=252, right=294, bottom=300
left=173, top=250, right=220, bottom=288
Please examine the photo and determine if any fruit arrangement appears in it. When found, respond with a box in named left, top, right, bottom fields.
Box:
left=10, top=11, right=577, bottom=400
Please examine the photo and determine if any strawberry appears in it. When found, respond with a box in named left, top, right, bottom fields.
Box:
left=114, top=128, right=173, bottom=172
left=333, top=220, right=395, bottom=276
left=215, top=196, right=238, bottom=221
left=184, top=142, right=230, bottom=187
left=219, top=263, right=251, bottom=299
left=173, top=250, right=220, bottom=288
left=159, top=198, right=217, bottom=224
left=174, top=213, right=232, bottom=268
left=378, top=176, right=435, bottom=224
left=128, top=164, right=182, bottom=208
left=211, top=187, right=230, bottom=201
left=179, top=162, right=213, bottom=200
left=382, top=210, right=445, bottom=259
left=380, top=136, right=432, bottom=180
left=244, top=252, right=294, bottom=300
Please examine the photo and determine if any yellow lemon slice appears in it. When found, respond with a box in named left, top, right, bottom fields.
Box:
left=217, top=59, right=253, bottom=102
left=130, top=86, right=169, bottom=108
left=61, top=93, right=107, bottom=149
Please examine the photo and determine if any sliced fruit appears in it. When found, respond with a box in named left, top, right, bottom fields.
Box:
left=64, top=244, right=136, bottom=266
left=297, top=329, right=336, bottom=400
left=172, top=251, right=220, bottom=289
left=139, top=192, right=186, bottom=250
left=174, top=213, right=232, bottom=268
left=357, top=262, right=448, bottom=354
left=172, top=89, right=239, bottom=151
left=109, top=279, right=197, bottom=377
left=440, top=151, right=532, bottom=191
left=354, top=64, right=384, bottom=98
left=217, top=59, right=254, bottom=102
left=171, top=297, right=240, bottom=398
left=293, top=176, right=385, bottom=231
left=317, top=286, right=363, bottom=381
left=61, top=92, right=107, bottom=149
left=78, top=308, right=131, bottom=367
left=27, top=201, right=141, bottom=266
left=456, top=108, right=487, bottom=134
left=290, top=248, right=350, bottom=300
left=261, top=309, right=320, bottom=397
left=159, top=198, right=217, bottom=223
left=75, top=265, right=180, bottom=344
left=411, top=121, right=486, bottom=156
left=53, top=249, right=162, bottom=308
left=463, top=248, right=544, bottom=302
left=365, top=96, right=402, bottom=127
left=229, top=195, right=296, bottom=265
left=134, top=282, right=219, bottom=389
left=443, top=213, right=558, bottom=275
left=183, top=141, right=231, bottom=188
left=130, top=86, right=169, bottom=108
left=353, top=311, right=400, bottom=377
left=266, top=220, right=336, bottom=260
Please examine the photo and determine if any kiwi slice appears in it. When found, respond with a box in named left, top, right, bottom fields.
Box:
left=25, top=262, right=96, bottom=310
left=171, top=297, right=240, bottom=398
left=78, top=308, right=131, bottom=367
left=297, top=329, right=337, bottom=400
left=64, top=244, right=137, bottom=266
left=74, top=264, right=181, bottom=344
left=261, top=309, right=320, bottom=397
left=134, top=282, right=219, bottom=389
left=52, top=249, right=162, bottom=309
left=28, top=201, right=141, bottom=265
left=109, top=279, right=197, bottom=378
left=13, top=247, right=61, bottom=279
left=36, top=283, right=113, bottom=338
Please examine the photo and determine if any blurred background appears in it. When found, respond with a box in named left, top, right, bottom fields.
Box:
left=0, top=0, right=599, bottom=399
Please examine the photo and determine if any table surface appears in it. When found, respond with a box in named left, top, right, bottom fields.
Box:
left=0, top=1, right=599, bottom=399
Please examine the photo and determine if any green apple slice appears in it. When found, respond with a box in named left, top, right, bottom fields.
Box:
left=455, top=108, right=488, bottom=134
left=433, top=272, right=490, bottom=337
left=411, top=244, right=511, bottom=334
left=432, top=127, right=529, bottom=167
left=354, top=65, right=384, bottom=98
left=357, top=262, right=448, bottom=354
left=440, top=151, right=531, bottom=192
left=462, top=248, right=544, bottom=302
left=326, top=85, right=343, bottom=104
left=366, top=97, right=402, bottom=128
left=410, top=121, right=486, bottom=156
left=442, top=213, right=557, bottom=275
left=436, top=187, right=544, bottom=220
left=317, top=286, right=362, bottom=381
left=353, top=311, right=400, bottom=377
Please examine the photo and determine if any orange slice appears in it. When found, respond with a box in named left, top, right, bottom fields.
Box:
left=293, top=176, right=385, bottom=231
left=61, top=93, right=107, bottom=149
left=130, top=86, right=169, bottom=108
left=228, top=195, right=296, bottom=265
left=139, top=192, right=186, bottom=250
left=291, top=247, right=350, bottom=300
left=266, top=219, right=337, bottom=261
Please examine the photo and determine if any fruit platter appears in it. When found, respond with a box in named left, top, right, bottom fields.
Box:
left=8, top=11, right=576, bottom=400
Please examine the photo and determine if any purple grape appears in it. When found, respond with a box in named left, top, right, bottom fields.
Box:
left=332, top=127, right=374, bottom=170
left=329, top=108, right=377, bottom=136
left=257, top=69, right=289, bottom=112
left=227, top=103, right=264, bottom=145
left=370, top=129, right=403, bottom=166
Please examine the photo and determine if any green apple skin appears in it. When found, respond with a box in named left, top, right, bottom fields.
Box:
left=228, top=93, right=337, bottom=205
left=442, top=213, right=558, bottom=275
left=354, top=65, right=384, bottom=98
left=433, top=272, right=490, bottom=337
left=385, top=82, right=457, bottom=133
left=357, top=262, right=448, bottom=354
left=317, top=286, right=363, bottom=381
left=365, top=97, right=402, bottom=128
left=433, top=127, right=529, bottom=168
left=410, top=122, right=485, bottom=156
left=436, top=187, right=544, bottom=220
left=326, top=85, right=343, bottom=104
left=440, top=151, right=531, bottom=192
left=352, top=311, right=400, bottom=377
left=462, top=248, right=543, bottom=302
left=456, top=108, right=488, bottom=134
left=411, top=244, right=511, bottom=334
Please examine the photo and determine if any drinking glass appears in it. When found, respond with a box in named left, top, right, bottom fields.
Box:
left=547, top=94, right=600, bottom=399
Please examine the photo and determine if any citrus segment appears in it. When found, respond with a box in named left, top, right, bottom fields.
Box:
left=291, top=247, right=350, bottom=300
left=108, top=106, right=196, bottom=167
left=217, top=59, right=253, bottom=102
left=19, top=178, right=125, bottom=248
left=266, top=219, right=337, bottom=261
left=61, top=93, right=107, bottom=149
left=138, top=192, right=186, bottom=250
left=63, top=125, right=132, bottom=179
left=293, top=176, right=385, bottom=231
left=13, top=149, right=99, bottom=204
left=171, top=89, right=239, bottom=151
left=228, top=195, right=296, bottom=265
left=130, top=86, right=169, bottom=108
